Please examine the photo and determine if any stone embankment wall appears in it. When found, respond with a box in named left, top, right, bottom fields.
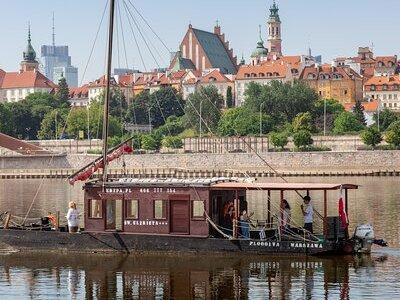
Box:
left=1, top=151, right=399, bottom=172
left=66, top=151, right=400, bottom=172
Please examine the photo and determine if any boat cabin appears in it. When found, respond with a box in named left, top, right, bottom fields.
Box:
left=83, top=178, right=358, bottom=242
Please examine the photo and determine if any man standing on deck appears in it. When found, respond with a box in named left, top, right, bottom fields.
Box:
left=301, top=196, right=313, bottom=233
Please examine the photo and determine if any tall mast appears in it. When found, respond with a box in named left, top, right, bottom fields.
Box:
left=102, top=0, right=116, bottom=183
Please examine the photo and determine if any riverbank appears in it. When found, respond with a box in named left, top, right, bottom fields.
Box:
left=0, top=150, right=400, bottom=177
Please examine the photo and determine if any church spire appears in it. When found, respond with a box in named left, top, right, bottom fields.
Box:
left=23, top=23, right=37, bottom=62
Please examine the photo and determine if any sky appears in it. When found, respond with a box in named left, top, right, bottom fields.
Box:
left=1, top=0, right=400, bottom=85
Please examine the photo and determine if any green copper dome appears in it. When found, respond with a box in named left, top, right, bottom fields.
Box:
left=23, top=26, right=37, bottom=62
left=251, top=26, right=268, bottom=58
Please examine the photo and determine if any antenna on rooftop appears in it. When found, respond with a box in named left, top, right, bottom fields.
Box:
left=52, top=12, right=55, bottom=46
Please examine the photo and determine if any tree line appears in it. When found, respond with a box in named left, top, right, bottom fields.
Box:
left=1, top=78, right=400, bottom=151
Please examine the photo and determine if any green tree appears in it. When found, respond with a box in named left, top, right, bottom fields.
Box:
left=312, top=98, right=345, bottom=133
left=292, top=112, right=313, bottom=132
left=361, top=126, right=382, bottom=149
left=184, top=86, right=223, bottom=133
left=125, top=90, right=151, bottom=125
left=37, top=109, right=69, bottom=140
left=217, top=107, right=274, bottom=136
left=162, top=136, right=183, bottom=149
left=385, top=120, right=400, bottom=148
left=55, top=77, right=70, bottom=108
left=66, top=108, right=87, bottom=138
left=244, top=80, right=318, bottom=123
left=352, top=100, right=366, bottom=126
left=150, top=87, right=184, bottom=128
left=373, top=108, right=398, bottom=131
left=0, top=103, right=13, bottom=135
left=293, top=130, right=313, bottom=149
left=270, top=132, right=289, bottom=150
left=333, top=111, right=364, bottom=134
left=155, top=116, right=185, bottom=137
left=226, top=86, right=233, bottom=108
left=141, top=134, right=162, bottom=151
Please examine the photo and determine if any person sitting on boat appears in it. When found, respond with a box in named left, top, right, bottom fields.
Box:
left=301, top=196, right=313, bottom=234
left=240, top=210, right=254, bottom=239
left=282, top=199, right=291, bottom=230
left=66, top=201, right=80, bottom=233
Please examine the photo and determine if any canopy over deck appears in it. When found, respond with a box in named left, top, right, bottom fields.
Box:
left=85, top=178, right=358, bottom=191
left=210, top=182, right=358, bottom=191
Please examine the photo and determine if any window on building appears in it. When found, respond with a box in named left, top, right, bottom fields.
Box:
left=378, top=61, right=384, bottom=67
left=192, top=201, right=205, bottom=219
left=153, top=200, right=167, bottom=220
left=394, top=103, right=398, bottom=107
left=319, top=91, right=322, bottom=96
left=126, top=199, right=139, bottom=219
left=384, top=103, right=387, bottom=107
left=383, top=95, right=387, bottom=100
left=344, top=90, right=348, bottom=95
left=394, top=94, right=398, bottom=100
left=370, top=85, right=376, bottom=91
left=307, top=73, right=316, bottom=79
left=383, top=85, right=388, bottom=91
left=89, top=199, right=102, bottom=219
left=389, top=94, right=392, bottom=100
left=389, top=103, right=393, bottom=108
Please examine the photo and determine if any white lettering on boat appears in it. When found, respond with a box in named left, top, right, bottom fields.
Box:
left=250, top=241, right=323, bottom=248
left=124, top=220, right=168, bottom=226
left=105, top=188, right=132, bottom=194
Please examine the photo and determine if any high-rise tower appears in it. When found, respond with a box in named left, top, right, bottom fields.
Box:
left=267, top=0, right=282, bottom=57
left=41, top=13, right=78, bottom=87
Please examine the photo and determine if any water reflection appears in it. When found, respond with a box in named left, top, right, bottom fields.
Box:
left=0, top=252, right=398, bottom=299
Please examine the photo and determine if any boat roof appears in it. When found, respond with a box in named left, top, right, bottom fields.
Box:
left=85, top=178, right=358, bottom=190
left=210, top=182, right=358, bottom=191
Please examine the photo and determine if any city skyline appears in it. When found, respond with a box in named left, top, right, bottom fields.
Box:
left=1, top=0, right=400, bottom=84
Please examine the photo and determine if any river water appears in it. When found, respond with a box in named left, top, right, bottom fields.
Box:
left=0, top=177, right=399, bottom=299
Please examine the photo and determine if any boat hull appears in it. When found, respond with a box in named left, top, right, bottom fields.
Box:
left=0, top=229, right=346, bottom=256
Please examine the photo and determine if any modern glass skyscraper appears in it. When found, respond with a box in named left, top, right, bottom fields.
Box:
left=41, top=14, right=78, bottom=87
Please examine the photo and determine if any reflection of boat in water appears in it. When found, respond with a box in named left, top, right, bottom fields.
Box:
left=0, top=252, right=380, bottom=299
left=0, top=0, right=387, bottom=256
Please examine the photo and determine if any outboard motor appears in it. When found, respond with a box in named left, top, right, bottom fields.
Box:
left=353, top=224, right=375, bottom=253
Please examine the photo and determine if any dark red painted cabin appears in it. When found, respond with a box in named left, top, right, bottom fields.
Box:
left=84, top=178, right=246, bottom=237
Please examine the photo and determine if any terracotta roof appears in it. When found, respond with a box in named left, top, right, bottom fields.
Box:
left=200, top=69, right=231, bottom=83
left=0, top=70, right=56, bottom=89
left=118, top=74, right=134, bottom=87
left=300, top=64, right=362, bottom=80
left=344, top=101, right=378, bottom=112
left=236, top=61, right=289, bottom=80
left=364, top=75, right=400, bottom=91
left=69, top=84, right=89, bottom=99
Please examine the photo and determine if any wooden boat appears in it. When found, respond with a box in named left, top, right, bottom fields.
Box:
left=0, top=177, right=379, bottom=255
left=0, top=0, right=386, bottom=256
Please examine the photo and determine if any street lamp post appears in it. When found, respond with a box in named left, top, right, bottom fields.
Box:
left=260, top=102, right=265, bottom=137
left=377, top=97, right=381, bottom=132
left=148, top=107, right=152, bottom=133
left=55, top=110, right=58, bottom=140
left=323, top=98, right=327, bottom=136
left=199, top=99, right=203, bottom=139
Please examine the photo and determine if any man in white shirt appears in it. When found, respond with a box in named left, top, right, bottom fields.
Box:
left=301, top=196, right=313, bottom=233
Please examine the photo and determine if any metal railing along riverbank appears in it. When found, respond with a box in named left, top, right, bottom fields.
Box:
left=0, top=168, right=399, bottom=179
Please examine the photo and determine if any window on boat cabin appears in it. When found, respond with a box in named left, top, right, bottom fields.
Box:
left=153, top=200, right=167, bottom=220
left=192, top=200, right=205, bottom=219
left=89, top=199, right=102, bottom=219
left=126, top=199, right=138, bottom=219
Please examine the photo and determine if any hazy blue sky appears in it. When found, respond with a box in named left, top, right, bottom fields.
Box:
left=1, top=0, right=399, bottom=84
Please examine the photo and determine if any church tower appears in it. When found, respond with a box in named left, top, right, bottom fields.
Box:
left=267, top=0, right=282, bottom=57
left=20, top=24, right=39, bottom=72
